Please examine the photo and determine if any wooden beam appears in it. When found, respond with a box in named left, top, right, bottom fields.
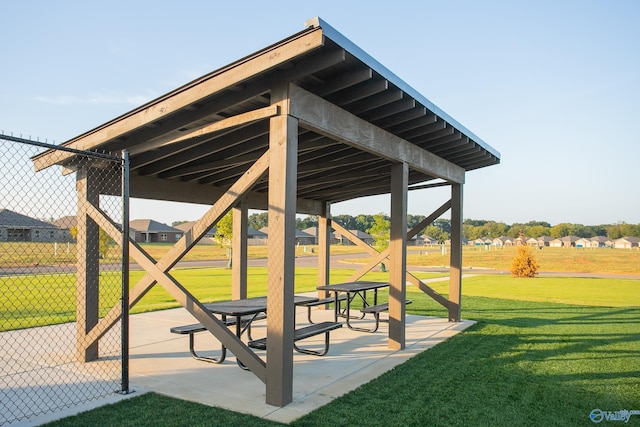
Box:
left=265, top=103, right=298, bottom=406
left=232, top=199, right=249, bottom=300
left=388, top=162, right=408, bottom=350
left=32, top=28, right=325, bottom=171
left=289, top=84, right=465, bottom=183
left=127, top=105, right=279, bottom=155
left=318, top=203, right=331, bottom=300
left=449, top=183, right=463, bottom=322
left=75, top=168, right=100, bottom=362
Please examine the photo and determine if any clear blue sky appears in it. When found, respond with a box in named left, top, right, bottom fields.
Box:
left=2, top=1, right=638, bottom=226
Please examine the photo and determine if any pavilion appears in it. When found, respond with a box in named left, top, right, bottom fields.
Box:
left=33, top=17, right=500, bottom=406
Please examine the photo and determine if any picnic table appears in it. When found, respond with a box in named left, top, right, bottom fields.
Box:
left=316, top=281, right=390, bottom=332
left=172, top=295, right=343, bottom=366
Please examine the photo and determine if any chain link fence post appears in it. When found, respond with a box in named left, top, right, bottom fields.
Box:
left=0, top=134, right=128, bottom=425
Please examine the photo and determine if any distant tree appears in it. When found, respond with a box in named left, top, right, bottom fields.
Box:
left=507, top=224, right=526, bottom=238
left=510, top=244, right=539, bottom=278
left=606, top=222, right=640, bottom=239
left=550, top=223, right=572, bottom=238
left=463, top=224, right=481, bottom=240
left=423, top=224, right=449, bottom=243
left=367, top=213, right=390, bottom=271
left=332, top=214, right=357, bottom=230
left=463, top=219, right=488, bottom=227
left=433, top=218, right=451, bottom=234
left=367, top=213, right=390, bottom=252
left=584, top=225, right=607, bottom=237
left=526, top=225, right=550, bottom=238
left=248, top=212, right=268, bottom=230
left=484, top=221, right=508, bottom=238
left=172, top=220, right=190, bottom=227
left=296, top=215, right=318, bottom=230
left=524, top=220, right=551, bottom=228
left=213, top=212, right=233, bottom=267
left=355, top=214, right=374, bottom=232
left=407, top=214, right=426, bottom=231
left=69, top=226, right=112, bottom=259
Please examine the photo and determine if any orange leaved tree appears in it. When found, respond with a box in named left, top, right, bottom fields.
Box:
left=510, top=244, right=539, bottom=278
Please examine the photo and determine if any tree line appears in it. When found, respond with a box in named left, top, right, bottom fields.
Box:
left=174, top=215, right=640, bottom=242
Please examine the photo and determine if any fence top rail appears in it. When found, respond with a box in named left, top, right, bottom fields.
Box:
left=0, top=133, right=121, bottom=162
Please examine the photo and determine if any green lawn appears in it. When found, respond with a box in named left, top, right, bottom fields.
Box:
left=42, top=272, right=640, bottom=427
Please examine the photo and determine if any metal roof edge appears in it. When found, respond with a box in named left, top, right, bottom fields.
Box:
left=305, top=17, right=501, bottom=161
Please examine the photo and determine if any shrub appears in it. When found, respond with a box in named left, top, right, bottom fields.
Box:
left=510, top=245, right=539, bottom=277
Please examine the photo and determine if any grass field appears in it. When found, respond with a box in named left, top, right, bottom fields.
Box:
left=3, top=242, right=639, bottom=425
left=3, top=241, right=639, bottom=274
left=43, top=273, right=640, bottom=427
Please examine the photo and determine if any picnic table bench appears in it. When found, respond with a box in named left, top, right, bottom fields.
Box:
left=295, top=294, right=347, bottom=323
left=170, top=313, right=266, bottom=363
left=248, top=321, right=342, bottom=356
left=360, top=300, right=412, bottom=332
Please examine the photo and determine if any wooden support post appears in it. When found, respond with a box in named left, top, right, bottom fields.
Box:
left=317, top=202, right=331, bottom=300
left=449, top=183, right=463, bottom=322
left=76, top=168, right=100, bottom=362
left=232, top=199, right=248, bottom=300
left=389, top=162, right=408, bottom=349
left=266, top=84, right=298, bottom=407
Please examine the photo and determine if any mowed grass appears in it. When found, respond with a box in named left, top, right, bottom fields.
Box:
left=1, top=268, right=395, bottom=330
left=4, top=241, right=640, bottom=274
left=407, top=245, right=640, bottom=275
left=44, top=275, right=640, bottom=427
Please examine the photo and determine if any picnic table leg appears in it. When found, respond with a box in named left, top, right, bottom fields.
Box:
left=234, top=317, right=251, bottom=370
left=187, top=332, right=227, bottom=364
left=345, top=291, right=380, bottom=333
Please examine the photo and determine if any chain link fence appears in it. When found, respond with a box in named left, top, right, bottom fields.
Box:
left=0, top=134, right=128, bottom=425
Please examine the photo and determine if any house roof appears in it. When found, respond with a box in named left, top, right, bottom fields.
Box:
left=302, top=226, right=336, bottom=238
left=51, top=215, right=76, bottom=229
left=130, top=219, right=181, bottom=233
left=258, top=227, right=313, bottom=239
left=173, top=221, right=215, bottom=234
left=334, top=229, right=373, bottom=239
left=616, top=236, right=640, bottom=243
left=32, top=17, right=499, bottom=214
left=0, top=209, right=58, bottom=228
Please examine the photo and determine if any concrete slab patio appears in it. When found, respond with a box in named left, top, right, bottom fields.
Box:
left=6, top=297, right=474, bottom=426
left=128, top=298, right=474, bottom=424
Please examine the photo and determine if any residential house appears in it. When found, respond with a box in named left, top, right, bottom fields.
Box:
left=421, top=235, right=439, bottom=245
left=526, top=236, right=552, bottom=247
left=174, top=221, right=215, bottom=244
left=589, top=236, right=614, bottom=248
left=493, top=236, right=514, bottom=247
left=551, top=235, right=581, bottom=247
left=130, top=219, right=182, bottom=243
left=614, top=236, right=640, bottom=249
left=333, top=229, right=374, bottom=246
left=302, top=227, right=339, bottom=245
left=0, top=209, right=62, bottom=242
left=575, top=238, right=591, bottom=248
left=535, top=236, right=553, bottom=247
left=514, top=235, right=529, bottom=246
left=259, top=227, right=315, bottom=245
left=408, top=230, right=424, bottom=246
left=473, top=237, right=492, bottom=246
left=549, top=238, right=563, bottom=248
left=51, top=215, right=76, bottom=242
